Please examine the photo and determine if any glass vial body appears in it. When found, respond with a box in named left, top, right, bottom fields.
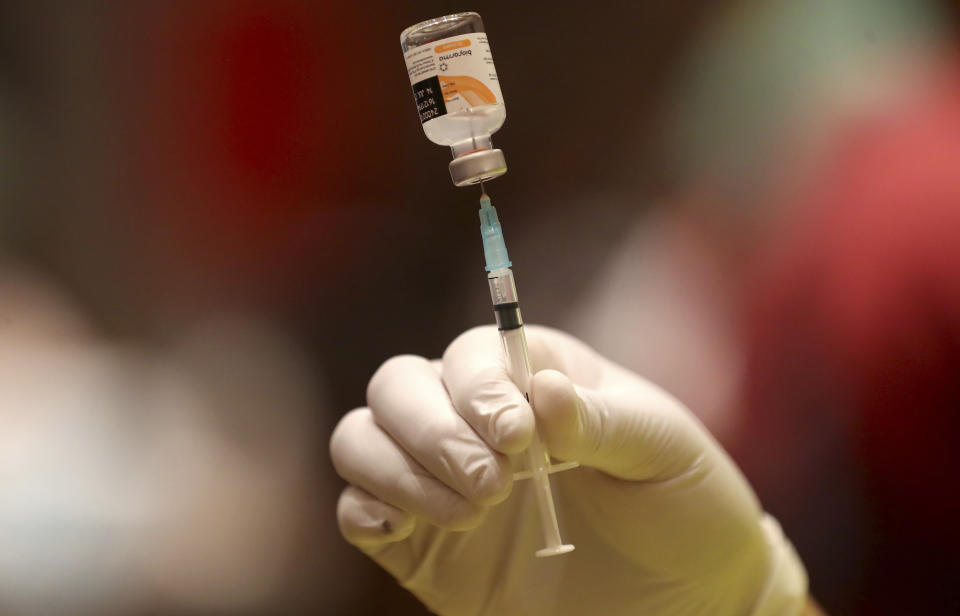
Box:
left=400, top=12, right=506, bottom=158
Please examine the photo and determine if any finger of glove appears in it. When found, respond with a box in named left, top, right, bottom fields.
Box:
left=337, top=485, right=416, bottom=548
left=531, top=369, right=706, bottom=481
left=441, top=327, right=535, bottom=455
left=366, top=355, right=512, bottom=505
left=330, top=408, right=486, bottom=530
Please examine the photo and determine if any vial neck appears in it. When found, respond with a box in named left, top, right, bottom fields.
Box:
left=450, top=135, right=494, bottom=158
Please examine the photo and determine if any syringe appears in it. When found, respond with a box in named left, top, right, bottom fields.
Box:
left=478, top=190, right=577, bottom=557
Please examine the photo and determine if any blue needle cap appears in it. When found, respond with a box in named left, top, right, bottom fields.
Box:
left=479, top=194, right=512, bottom=271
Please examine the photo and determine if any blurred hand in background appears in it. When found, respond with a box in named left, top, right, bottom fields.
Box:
left=0, top=262, right=355, bottom=615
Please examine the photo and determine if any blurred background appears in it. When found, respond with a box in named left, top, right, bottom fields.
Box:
left=1, top=0, right=958, bottom=614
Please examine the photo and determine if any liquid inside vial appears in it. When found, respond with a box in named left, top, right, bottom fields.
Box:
left=423, top=105, right=505, bottom=149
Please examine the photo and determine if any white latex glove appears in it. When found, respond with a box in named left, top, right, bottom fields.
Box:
left=330, top=326, right=807, bottom=616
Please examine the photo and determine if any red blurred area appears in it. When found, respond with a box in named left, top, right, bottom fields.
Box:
left=116, top=1, right=382, bottom=306
left=740, top=60, right=960, bottom=615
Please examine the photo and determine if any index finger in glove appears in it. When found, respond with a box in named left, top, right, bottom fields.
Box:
left=366, top=354, right=512, bottom=506
left=441, top=327, right=535, bottom=456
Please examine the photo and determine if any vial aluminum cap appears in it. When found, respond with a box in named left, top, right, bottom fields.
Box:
left=448, top=149, right=507, bottom=186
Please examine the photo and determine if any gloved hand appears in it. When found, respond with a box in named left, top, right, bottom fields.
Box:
left=330, top=325, right=807, bottom=615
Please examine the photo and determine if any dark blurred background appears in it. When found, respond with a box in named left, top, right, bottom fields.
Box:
left=1, top=0, right=958, bottom=614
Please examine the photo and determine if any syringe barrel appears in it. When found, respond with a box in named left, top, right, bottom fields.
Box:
left=496, top=306, right=572, bottom=557
left=487, top=268, right=517, bottom=304
left=499, top=326, right=532, bottom=396
left=488, top=269, right=525, bottom=332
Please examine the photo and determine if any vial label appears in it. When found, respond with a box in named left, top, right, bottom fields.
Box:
left=403, top=33, right=503, bottom=125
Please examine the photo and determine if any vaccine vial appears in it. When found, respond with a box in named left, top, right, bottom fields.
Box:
left=401, top=12, right=508, bottom=186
